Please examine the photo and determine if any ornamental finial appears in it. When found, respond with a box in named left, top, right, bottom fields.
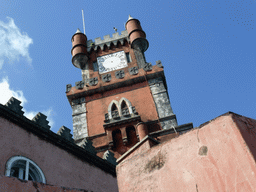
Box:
left=128, top=15, right=133, bottom=21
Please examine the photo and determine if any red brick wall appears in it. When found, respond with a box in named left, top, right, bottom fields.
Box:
left=86, top=84, right=158, bottom=136
left=116, top=113, right=256, bottom=192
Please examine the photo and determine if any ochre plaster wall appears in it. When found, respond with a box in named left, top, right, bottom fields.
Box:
left=0, top=117, right=118, bottom=192
left=116, top=113, right=256, bottom=192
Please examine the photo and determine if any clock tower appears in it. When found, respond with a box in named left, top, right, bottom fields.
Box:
left=66, top=16, right=187, bottom=159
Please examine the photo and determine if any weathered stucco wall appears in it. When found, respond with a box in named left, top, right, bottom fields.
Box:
left=116, top=113, right=256, bottom=192
left=0, top=176, right=89, bottom=192
left=0, top=117, right=118, bottom=192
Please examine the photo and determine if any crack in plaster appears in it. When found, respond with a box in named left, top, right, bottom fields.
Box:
left=197, top=129, right=200, bottom=143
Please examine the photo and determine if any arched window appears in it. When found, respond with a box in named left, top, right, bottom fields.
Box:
left=126, top=126, right=138, bottom=145
left=5, top=156, right=46, bottom=183
left=112, top=129, right=123, bottom=149
left=119, top=98, right=133, bottom=116
left=111, top=103, right=119, bottom=119
left=121, top=100, right=129, bottom=116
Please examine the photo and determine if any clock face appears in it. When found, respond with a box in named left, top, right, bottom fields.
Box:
left=97, top=51, right=128, bottom=74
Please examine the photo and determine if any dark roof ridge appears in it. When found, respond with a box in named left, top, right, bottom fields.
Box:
left=197, top=111, right=252, bottom=129
left=0, top=103, right=116, bottom=177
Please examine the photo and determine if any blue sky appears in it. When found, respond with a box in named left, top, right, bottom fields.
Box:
left=0, top=0, right=255, bottom=134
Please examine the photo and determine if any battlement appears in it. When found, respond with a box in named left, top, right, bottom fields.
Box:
left=86, top=30, right=129, bottom=51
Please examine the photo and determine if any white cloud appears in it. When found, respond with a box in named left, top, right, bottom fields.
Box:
left=0, top=17, right=33, bottom=69
left=0, top=77, right=54, bottom=128
left=0, top=76, right=27, bottom=105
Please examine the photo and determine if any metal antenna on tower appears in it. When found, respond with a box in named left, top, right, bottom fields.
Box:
left=82, top=9, right=86, bottom=34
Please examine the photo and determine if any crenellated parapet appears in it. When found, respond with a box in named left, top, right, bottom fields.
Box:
left=32, top=112, right=51, bottom=130
left=86, top=30, right=128, bottom=52
left=103, top=150, right=117, bottom=165
left=5, top=97, right=24, bottom=116
left=57, top=126, right=73, bottom=142
left=3, top=97, right=74, bottom=139
left=79, top=138, right=97, bottom=155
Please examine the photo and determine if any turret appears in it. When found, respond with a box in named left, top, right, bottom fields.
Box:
left=125, top=15, right=149, bottom=52
left=71, top=28, right=88, bottom=69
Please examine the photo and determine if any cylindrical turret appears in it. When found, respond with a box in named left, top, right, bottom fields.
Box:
left=71, top=29, right=88, bottom=69
left=136, top=122, right=148, bottom=141
left=125, top=15, right=149, bottom=52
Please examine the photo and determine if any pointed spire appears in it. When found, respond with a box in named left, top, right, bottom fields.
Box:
left=76, top=28, right=82, bottom=34
left=128, top=15, right=133, bottom=21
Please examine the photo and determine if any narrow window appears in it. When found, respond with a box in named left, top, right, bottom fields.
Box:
left=112, top=129, right=123, bottom=149
left=93, top=61, right=99, bottom=71
left=126, top=53, right=131, bottom=63
left=111, top=103, right=119, bottom=118
left=126, top=126, right=137, bottom=146
left=121, top=101, right=129, bottom=116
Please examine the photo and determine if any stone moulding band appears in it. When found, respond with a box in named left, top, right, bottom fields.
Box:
left=103, top=115, right=141, bottom=128
left=67, top=70, right=165, bottom=100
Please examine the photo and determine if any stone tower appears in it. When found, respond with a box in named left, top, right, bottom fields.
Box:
left=66, top=16, right=179, bottom=159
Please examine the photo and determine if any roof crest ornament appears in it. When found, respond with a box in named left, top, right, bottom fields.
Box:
left=128, top=14, right=133, bottom=21
left=76, top=28, right=82, bottom=34
left=86, top=30, right=129, bottom=52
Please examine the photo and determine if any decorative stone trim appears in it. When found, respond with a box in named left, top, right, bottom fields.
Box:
left=71, top=97, right=85, bottom=106
left=143, top=62, right=152, bottom=71
left=75, top=81, right=84, bottom=89
left=104, top=115, right=141, bottom=128
left=102, top=73, right=111, bottom=82
left=67, top=71, right=164, bottom=99
left=118, top=98, right=133, bottom=114
left=105, top=113, right=109, bottom=122
left=89, top=77, right=98, bottom=86
left=132, top=106, right=138, bottom=115
left=106, top=98, right=138, bottom=123
left=108, top=100, right=120, bottom=119
left=121, top=108, right=130, bottom=116
left=115, top=70, right=125, bottom=79
left=66, top=84, right=72, bottom=93
left=129, top=66, right=138, bottom=75
left=156, top=60, right=163, bottom=68
left=111, top=110, right=120, bottom=119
